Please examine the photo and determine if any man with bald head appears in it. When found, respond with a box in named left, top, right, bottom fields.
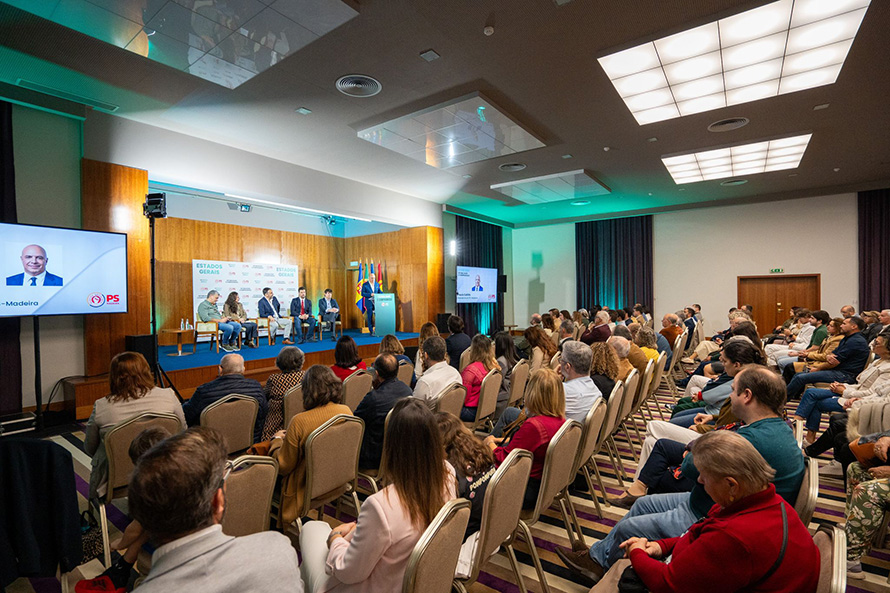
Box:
left=182, top=353, right=267, bottom=442
left=6, top=244, right=63, bottom=286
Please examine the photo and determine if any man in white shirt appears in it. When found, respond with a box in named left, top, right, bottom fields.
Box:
left=559, top=341, right=602, bottom=422
left=413, top=336, right=461, bottom=408
left=258, top=287, right=294, bottom=345
left=765, top=309, right=814, bottom=366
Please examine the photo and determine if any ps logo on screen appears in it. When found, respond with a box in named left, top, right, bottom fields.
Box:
left=88, top=293, right=106, bottom=307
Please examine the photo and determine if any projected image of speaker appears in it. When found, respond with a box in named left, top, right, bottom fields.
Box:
left=456, top=266, right=497, bottom=303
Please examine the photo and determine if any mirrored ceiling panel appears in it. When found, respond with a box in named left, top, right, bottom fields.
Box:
left=490, top=169, right=611, bottom=204
left=358, top=92, right=546, bottom=170
left=1, top=0, right=358, bottom=89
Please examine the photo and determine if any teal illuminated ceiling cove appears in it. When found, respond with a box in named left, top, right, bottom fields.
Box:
left=2, top=0, right=358, bottom=89
left=490, top=170, right=610, bottom=204
left=357, top=93, right=546, bottom=169
left=598, top=0, right=871, bottom=124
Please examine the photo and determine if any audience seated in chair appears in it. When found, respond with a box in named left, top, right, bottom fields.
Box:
left=523, top=325, right=557, bottom=373
left=414, top=322, right=440, bottom=380
left=330, top=336, right=367, bottom=382
left=786, top=316, right=872, bottom=400
left=182, top=353, right=267, bottom=443
left=378, top=334, right=415, bottom=386
left=197, top=290, right=242, bottom=352
left=556, top=366, right=804, bottom=586
left=658, top=313, right=683, bottom=349
left=298, top=398, right=455, bottom=593
left=580, top=310, right=612, bottom=345
left=354, top=353, right=412, bottom=471
left=589, top=342, right=619, bottom=400
left=843, top=436, right=890, bottom=580
left=413, top=335, right=462, bottom=408
left=765, top=308, right=815, bottom=367
left=613, top=325, right=648, bottom=377
left=127, top=427, right=301, bottom=592
left=493, top=331, right=520, bottom=422
left=445, top=315, right=472, bottom=371
left=461, top=334, right=501, bottom=423
left=85, top=352, right=185, bottom=502
left=222, top=291, right=258, bottom=348
left=608, top=336, right=634, bottom=381
left=269, top=365, right=352, bottom=528
left=262, top=346, right=305, bottom=441
left=634, top=327, right=660, bottom=361
left=557, top=341, right=602, bottom=423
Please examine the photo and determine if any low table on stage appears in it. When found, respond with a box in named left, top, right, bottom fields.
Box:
left=505, top=324, right=519, bottom=334
left=162, top=328, right=196, bottom=356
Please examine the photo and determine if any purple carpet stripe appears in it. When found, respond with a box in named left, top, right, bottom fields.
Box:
left=29, top=577, right=61, bottom=593
left=476, top=570, right=523, bottom=593
left=73, top=472, right=130, bottom=532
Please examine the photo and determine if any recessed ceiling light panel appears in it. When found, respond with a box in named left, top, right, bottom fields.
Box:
left=662, top=133, right=812, bottom=184
left=491, top=169, right=610, bottom=204
left=598, top=0, right=871, bottom=124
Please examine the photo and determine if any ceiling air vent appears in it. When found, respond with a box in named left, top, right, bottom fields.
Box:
left=707, top=117, right=749, bottom=133
left=720, top=179, right=748, bottom=186
left=336, top=75, right=382, bottom=97
left=498, top=163, right=527, bottom=172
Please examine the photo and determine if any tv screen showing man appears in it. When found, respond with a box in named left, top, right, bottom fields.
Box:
left=6, top=244, right=63, bottom=286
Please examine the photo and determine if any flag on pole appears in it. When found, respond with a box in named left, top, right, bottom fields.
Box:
left=355, top=260, right=364, bottom=312
left=378, top=261, right=385, bottom=287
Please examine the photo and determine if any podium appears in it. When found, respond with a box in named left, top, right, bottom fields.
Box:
left=375, top=293, right=396, bottom=336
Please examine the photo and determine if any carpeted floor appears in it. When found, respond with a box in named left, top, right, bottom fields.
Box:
left=9, top=368, right=890, bottom=593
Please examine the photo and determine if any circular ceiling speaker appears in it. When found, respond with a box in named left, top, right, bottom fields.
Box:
left=707, top=117, right=750, bottom=132
left=720, top=179, right=748, bottom=186
left=335, top=75, right=382, bottom=97
left=498, top=163, right=527, bottom=172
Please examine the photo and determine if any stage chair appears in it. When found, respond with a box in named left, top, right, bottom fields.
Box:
left=221, top=455, right=278, bottom=537
left=200, top=394, right=259, bottom=455
left=402, top=499, right=471, bottom=593
left=196, top=321, right=224, bottom=353
left=319, top=313, right=343, bottom=341
left=433, top=382, right=467, bottom=418
left=343, top=369, right=374, bottom=411
left=290, top=415, right=364, bottom=539
left=253, top=317, right=274, bottom=346
left=95, top=411, right=184, bottom=567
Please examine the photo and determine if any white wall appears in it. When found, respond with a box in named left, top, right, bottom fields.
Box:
left=510, top=223, right=577, bottom=325
left=12, top=104, right=85, bottom=409
left=653, top=193, right=859, bottom=336
left=84, top=111, right=443, bottom=230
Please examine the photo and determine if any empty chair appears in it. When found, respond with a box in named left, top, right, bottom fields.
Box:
left=794, top=456, right=819, bottom=526
left=397, top=360, right=415, bottom=386
left=95, top=411, right=184, bottom=566
left=401, top=499, right=471, bottom=593
left=342, top=370, right=374, bottom=411
left=463, top=369, right=502, bottom=432
left=282, top=384, right=304, bottom=431
left=814, top=526, right=846, bottom=593
left=453, top=449, right=533, bottom=593
left=557, top=398, right=607, bottom=540
left=507, top=359, right=530, bottom=407
left=221, top=455, right=279, bottom=537
left=200, top=394, right=259, bottom=455
left=434, top=382, right=467, bottom=419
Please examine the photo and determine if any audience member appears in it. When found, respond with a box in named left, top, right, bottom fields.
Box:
left=622, top=431, right=818, bottom=593
left=262, top=346, right=305, bottom=441
left=784, top=317, right=844, bottom=383
left=258, top=287, right=294, bottom=346
left=222, top=291, right=258, bottom=348
left=461, top=334, right=501, bottom=422
left=529, top=313, right=542, bottom=328
left=580, top=311, right=612, bottom=344
left=84, top=351, right=184, bottom=499
left=182, top=353, right=267, bottom=443
left=485, top=369, right=566, bottom=509
left=608, top=336, right=634, bottom=381
left=862, top=311, right=882, bottom=342
left=589, top=342, right=620, bottom=399
left=773, top=310, right=831, bottom=373
left=541, top=313, right=556, bottom=338
left=559, top=341, right=602, bottom=422
left=414, top=322, right=440, bottom=379
left=330, top=336, right=367, bottom=381
left=844, top=439, right=890, bottom=579
left=298, top=398, right=455, bottom=593
left=557, top=366, right=804, bottom=585
left=524, top=325, right=557, bottom=372
left=379, top=334, right=414, bottom=385
left=197, top=290, right=242, bottom=352
left=413, top=336, right=462, bottom=407
left=787, top=315, right=871, bottom=400
left=494, top=331, right=520, bottom=421
left=659, top=313, right=683, bottom=348
left=613, top=324, right=648, bottom=376
left=445, top=315, right=472, bottom=371
left=841, top=305, right=856, bottom=318
left=354, top=354, right=412, bottom=471
left=635, top=327, right=660, bottom=361
left=765, top=309, right=813, bottom=366
left=557, top=319, right=575, bottom=351
left=128, top=427, right=300, bottom=591
left=270, top=365, right=352, bottom=526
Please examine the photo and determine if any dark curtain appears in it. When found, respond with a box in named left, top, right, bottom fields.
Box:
left=0, top=101, right=22, bottom=415
left=575, top=216, right=653, bottom=311
left=455, top=216, right=504, bottom=337
left=859, top=188, right=890, bottom=309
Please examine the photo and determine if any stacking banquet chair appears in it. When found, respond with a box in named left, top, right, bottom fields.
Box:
left=594, top=380, right=629, bottom=487
left=613, top=369, right=640, bottom=462
left=401, top=499, right=471, bottom=593
left=199, top=394, right=259, bottom=455
left=794, top=456, right=819, bottom=526
left=221, top=455, right=278, bottom=536
left=357, top=409, right=393, bottom=494
left=643, top=352, right=668, bottom=422
left=289, top=414, right=364, bottom=538
left=507, top=359, right=530, bottom=408
left=556, top=398, right=608, bottom=541
left=550, top=351, right=560, bottom=370
left=452, top=449, right=533, bottom=593
left=663, top=330, right=688, bottom=397
left=513, top=420, right=583, bottom=593
left=95, top=411, right=184, bottom=567
left=463, top=369, right=502, bottom=432
left=342, top=369, right=374, bottom=411
left=282, top=384, right=304, bottom=431
left=459, top=348, right=472, bottom=372
left=623, top=359, right=655, bottom=457
left=397, top=359, right=415, bottom=386
left=814, top=526, right=846, bottom=593
left=434, top=382, right=467, bottom=419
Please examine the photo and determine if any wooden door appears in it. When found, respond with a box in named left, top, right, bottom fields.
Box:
left=737, top=275, right=821, bottom=335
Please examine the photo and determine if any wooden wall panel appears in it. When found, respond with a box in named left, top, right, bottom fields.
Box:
left=82, top=159, right=150, bottom=377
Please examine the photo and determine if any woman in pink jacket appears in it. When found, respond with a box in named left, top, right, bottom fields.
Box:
left=299, top=397, right=456, bottom=593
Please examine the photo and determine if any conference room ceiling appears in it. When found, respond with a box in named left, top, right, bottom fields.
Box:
left=0, top=0, right=888, bottom=228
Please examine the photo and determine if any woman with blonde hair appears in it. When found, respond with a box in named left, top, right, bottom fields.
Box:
left=299, top=398, right=456, bottom=593
left=524, top=325, right=558, bottom=372
left=460, top=334, right=501, bottom=422
left=84, top=352, right=184, bottom=500
left=589, top=341, right=620, bottom=399
left=484, top=368, right=566, bottom=508
left=415, top=321, right=440, bottom=378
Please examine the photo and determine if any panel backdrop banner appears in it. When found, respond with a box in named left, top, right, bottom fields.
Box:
left=191, top=259, right=299, bottom=322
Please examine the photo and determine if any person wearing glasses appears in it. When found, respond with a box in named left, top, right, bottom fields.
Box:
left=559, top=341, right=603, bottom=422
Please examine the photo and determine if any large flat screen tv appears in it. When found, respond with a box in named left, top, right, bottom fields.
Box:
left=456, top=266, right=497, bottom=304
left=0, top=222, right=128, bottom=317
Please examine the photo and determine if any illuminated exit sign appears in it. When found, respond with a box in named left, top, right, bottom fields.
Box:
left=770, top=268, right=784, bottom=274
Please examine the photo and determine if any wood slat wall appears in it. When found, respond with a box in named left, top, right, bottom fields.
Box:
left=81, top=159, right=150, bottom=376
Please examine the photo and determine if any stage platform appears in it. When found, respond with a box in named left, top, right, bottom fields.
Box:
left=63, top=330, right=418, bottom=420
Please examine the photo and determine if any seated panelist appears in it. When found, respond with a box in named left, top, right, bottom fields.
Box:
left=318, top=288, right=340, bottom=341
left=258, top=287, right=294, bottom=346
left=197, top=290, right=241, bottom=352
left=290, top=286, right=317, bottom=344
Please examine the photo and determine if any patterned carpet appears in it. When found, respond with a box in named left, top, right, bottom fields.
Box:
left=8, top=371, right=890, bottom=593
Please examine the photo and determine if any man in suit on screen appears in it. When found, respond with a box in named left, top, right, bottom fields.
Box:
left=290, top=286, right=317, bottom=343
left=318, top=288, right=340, bottom=341
left=361, top=272, right=382, bottom=336
left=258, top=287, right=293, bottom=345
left=471, top=274, right=483, bottom=291
left=6, top=244, right=63, bottom=286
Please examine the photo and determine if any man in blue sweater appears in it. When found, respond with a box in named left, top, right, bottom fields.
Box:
left=786, top=315, right=870, bottom=400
